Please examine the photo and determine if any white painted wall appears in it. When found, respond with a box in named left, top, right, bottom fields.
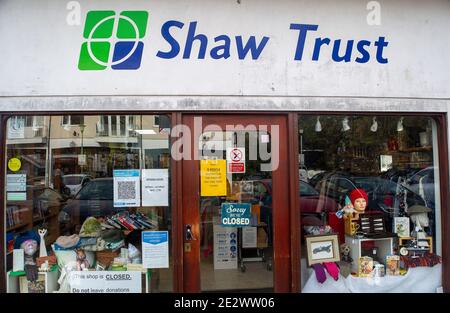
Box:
left=0, top=0, right=449, bottom=98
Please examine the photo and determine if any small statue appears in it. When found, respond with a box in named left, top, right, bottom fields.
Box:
left=38, top=228, right=48, bottom=258
left=340, top=243, right=353, bottom=263
left=75, top=248, right=90, bottom=271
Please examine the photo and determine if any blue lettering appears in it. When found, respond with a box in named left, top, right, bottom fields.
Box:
left=290, top=23, right=318, bottom=60
left=355, top=40, right=371, bottom=63
left=156, top=20, right=184, bottom=59
left=235, top=36, right=270, bottom=60
left=312, top=37, right=330, bottom=61
left=332, top=39, right=354, bottom=62
left=210, top=35, right=231, bottom=59
left=374, top=36, right=389, bottom=64
left=183, top=21, right=208, bottom=59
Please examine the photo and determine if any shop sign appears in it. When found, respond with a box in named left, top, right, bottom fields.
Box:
left=113, top=169, right=141, bottom=207
left=221, top=203, right=251, bottom=227
left=8, top=158, right=22, bottom=172
left=142, top=169, right=169, bottom=207
left=68, top=271, right=142, bottom=293
left=213, top=224, right=238, bottom=270
left=227, top=147, right=246, bottom=173
left=200, top=159, right=227, bottom=196
left=142, top=231, right=169, bottom=269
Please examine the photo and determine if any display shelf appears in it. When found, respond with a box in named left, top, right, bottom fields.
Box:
left=32, top=212, right=59, bottom=224
left=345, top=235, right=394, bottom=274
left=7, top=222, right=30, bottom=232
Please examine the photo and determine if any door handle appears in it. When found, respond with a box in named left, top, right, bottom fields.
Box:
left=185, top=224, right=196, bottom=241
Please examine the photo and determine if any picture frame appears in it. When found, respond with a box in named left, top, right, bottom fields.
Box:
left=394, top=217, right=410, bottom=238
left=305, top=234, right=340, bottom=266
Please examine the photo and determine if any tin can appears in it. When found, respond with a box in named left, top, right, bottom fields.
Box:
left=373, top=264, right=385, bottom=277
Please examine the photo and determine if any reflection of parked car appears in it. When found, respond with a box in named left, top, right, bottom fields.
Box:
left=313, top=245, right=331, bottom=254
left=60, top=178, right=120, bottom=230
left=33, top=187, right=68, bottom=219
left=63, top=174, right=92, bottom=196
left=313, top=172, right=426, bottom=214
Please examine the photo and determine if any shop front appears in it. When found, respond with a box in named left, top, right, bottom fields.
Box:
left=0, top=0, right=449, bottom=294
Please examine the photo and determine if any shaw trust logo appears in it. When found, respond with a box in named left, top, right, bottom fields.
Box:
left=78, top=11, right=149, bottom=70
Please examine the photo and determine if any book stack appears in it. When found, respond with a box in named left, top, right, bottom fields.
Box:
left=105, top=211, right=158, bottom=231
left=6, top=206, right=25, bottom=229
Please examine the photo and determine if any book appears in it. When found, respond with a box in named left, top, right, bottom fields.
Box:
left=386, top=255, right=400, bottom=276
left=358, top=256, right=373, bottom=277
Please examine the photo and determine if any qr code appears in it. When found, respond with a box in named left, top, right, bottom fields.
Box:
left=117, top=181, right=136, bottom=200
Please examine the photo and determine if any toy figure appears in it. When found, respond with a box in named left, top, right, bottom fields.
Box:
left=340, top=243, right=353, bottom=263
left=75, top=248, right=90, bottom=271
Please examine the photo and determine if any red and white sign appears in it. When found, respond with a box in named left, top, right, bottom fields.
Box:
left=227, top=147, right=246, bottom=173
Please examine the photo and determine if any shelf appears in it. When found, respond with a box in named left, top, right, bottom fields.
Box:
left=387, top=146, right=433, bottom=153
left=7, top=222, right=30, bottom=232
left=33, top=212, right=59, bottom=224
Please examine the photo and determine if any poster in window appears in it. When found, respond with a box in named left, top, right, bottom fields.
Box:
left=113, top=169, right=140, bottom=207
left=8, top=117, right=25, bottom=139
left=142, top=169, right=169, bottom=207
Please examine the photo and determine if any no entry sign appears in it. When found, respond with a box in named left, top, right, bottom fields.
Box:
left=227, top=147, right=246, bottom=173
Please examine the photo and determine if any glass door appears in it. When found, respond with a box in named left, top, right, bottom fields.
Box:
left=181, top=115, right=291, bottom=292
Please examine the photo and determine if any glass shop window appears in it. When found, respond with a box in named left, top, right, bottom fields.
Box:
left=4, top=114, right=172, bottom=293
left=299, top=115, right=442, bottom=293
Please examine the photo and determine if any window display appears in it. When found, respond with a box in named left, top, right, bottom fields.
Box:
left=299, top=115, right=442, bottom=293
left=5, top=115, right=172, bottom=293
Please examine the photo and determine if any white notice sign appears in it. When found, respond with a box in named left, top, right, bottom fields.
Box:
left=213, top=225, right=238, bottom=270
left=142, top=169, right=169, bottom=207
left=242, top=227, right=257, bottom=248
left=142, top=231, right=169, bottom=269
left=68, top=271, right=142, bottom=293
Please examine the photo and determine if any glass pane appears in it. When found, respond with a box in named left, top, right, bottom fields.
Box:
left=199, top=130, right=273, bottom=292
left=299, top=115, right=441, bottom=293
left=4, top=115, right=172, bottom=293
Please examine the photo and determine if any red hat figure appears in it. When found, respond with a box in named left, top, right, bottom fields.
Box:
left=349, top=188, right=368, bottom=218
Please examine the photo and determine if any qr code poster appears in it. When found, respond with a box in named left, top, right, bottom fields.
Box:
left=113, top=169, right=141, bottom=207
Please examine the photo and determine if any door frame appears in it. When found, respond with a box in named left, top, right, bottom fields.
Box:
left=179, top=113, right=298, bottom=292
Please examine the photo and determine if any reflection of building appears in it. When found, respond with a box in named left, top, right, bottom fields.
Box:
left=6, top=115, right=170, bottom=187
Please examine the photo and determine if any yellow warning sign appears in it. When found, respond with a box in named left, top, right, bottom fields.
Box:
left=200, top=160, right=227, bottom=196
left=8, top=158, right=22, bottom=172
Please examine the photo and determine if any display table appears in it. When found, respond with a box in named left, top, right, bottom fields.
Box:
left=302, top=263, right=442, bottom=293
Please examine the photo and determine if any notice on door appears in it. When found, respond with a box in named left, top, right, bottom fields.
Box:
left=213, top=225, right=238, bottom=270
left=221, top=203, right=251, bottom=227
left=227, top=147, right=246, bottom=173
left=242, top=227, right=257, bottom=248
left=142, top=169, right=169, bottom=206
left=7, top=174, right=26, bottom=192
left=68, top=271, right=142, bottom=293
left=200, top=159, right=227, bottom=196
left=113, top=169, right=140, bottom=207
left=142, top=231, right=169, bottom=269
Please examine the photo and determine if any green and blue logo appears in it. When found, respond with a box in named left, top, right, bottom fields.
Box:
left=78, top=11, right=149, bottom=70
